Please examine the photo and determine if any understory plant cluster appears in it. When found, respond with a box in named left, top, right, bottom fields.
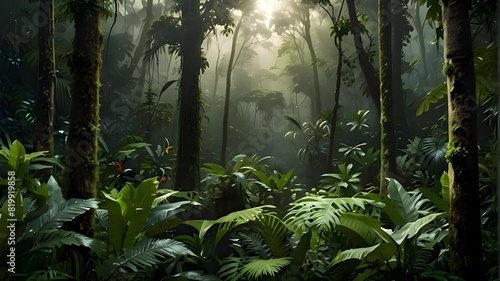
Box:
left=0, top=135, right=497, bottom=281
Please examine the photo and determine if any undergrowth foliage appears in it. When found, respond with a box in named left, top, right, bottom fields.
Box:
left=1, top=141, right=496, bottom=280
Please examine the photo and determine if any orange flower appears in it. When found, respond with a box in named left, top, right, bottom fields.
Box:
left=159, top=176, right=167, bottom=183
left=114, top=162, right=123, bottom=174
left=165, top=145, right=174, bottom=154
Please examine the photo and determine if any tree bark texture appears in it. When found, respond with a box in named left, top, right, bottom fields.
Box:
left=326, top=36, right=343, bottom=173
left=34, top=0, right=55, bottom=182
left=174, top=0, right=202, bottom=191
left=65, top=0, right=102, bottom=235
left=441, top=0, right=483, bottom=279
left=378, top=0, right=397, bottom=193
left=346, top=0, right=381, bottom=115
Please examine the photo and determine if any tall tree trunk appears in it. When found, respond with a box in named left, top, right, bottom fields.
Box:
left=130, top=0, right=154, bottom=103
left=378, top=0, right=397, bottom=193
left=441, top=0, right=483, bottom=278
left=64, top=0, right=103, bottom=277
left=346, top=0, right=380, bottom=115
left=326, top=35, right=343, bottom=173
left=413, top=2, right=428, bottom=89
left=34, top=0, right=55, bottom=182
left=220, top=16, right=243, bottom=166
left=174, top=0, right=202, bottom=191
left=391, top=0, right=408, bottom=137
left=302, top=9, right=322, bottom=119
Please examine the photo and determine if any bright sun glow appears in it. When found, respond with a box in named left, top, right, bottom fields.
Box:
left=256, top=0, right=276, bottom=19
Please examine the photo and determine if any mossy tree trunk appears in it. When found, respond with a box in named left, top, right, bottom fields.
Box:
left=64, top=0, right=103, bottom=277
left=346, top=0, right=380, bottom=115
left=378, top=0, right=397, bottom=193
left=174, top=0, right=202, bottom=191
left=220, top=15, right=243, bottom=167
left=326, top=34, right=343, bottom=173
left=441, top=0, right=483, bottom=278
left=34, top=0, right=55, bottom=182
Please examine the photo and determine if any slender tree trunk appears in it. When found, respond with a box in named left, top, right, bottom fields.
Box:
left=174, top=0, right=202, bottom=191
left=130, top=0, right=154, bottom=103
left=326, top=35, right=342, bottom=173
left=441, top=0, right=483, bottom=278
left=64, top=0, right=102, bottom=277
left=378, top=0, right=396, bottom=193
left=212, top=44, right=221, bottom=103
left=34, top=0, right=55, bottom=182
left=346, top=0, right=380, bottom=115
left=302, top=10, right=322, bottom=119
left=391, top=0, right=408, bottom=136
left=413, top=2, right=428, bottom=88
left=220, top=16, right=243, bottom=166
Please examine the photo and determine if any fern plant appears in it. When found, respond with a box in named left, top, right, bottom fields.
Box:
left=320, top=163, right=362, bottom=196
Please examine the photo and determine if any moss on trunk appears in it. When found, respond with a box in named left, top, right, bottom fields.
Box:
left=441, top=0, right=483, bottom=279
left=378, top=0, right=397, bottom=193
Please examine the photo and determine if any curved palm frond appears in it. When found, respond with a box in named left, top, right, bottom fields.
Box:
left=20, top=229, right=101, bottom=258
left=285, top=196, right=375, bottom=238
left=253, top=214, right=289, bottom=258
left=25, top=198, right=101, bottom=237
left=144, top=16, right=182, bottom=63
left=420, top=136, right=447, bottom=174
left=241, top=257, right=291, bottom=280
left=97, top=238, right=193, bottom=279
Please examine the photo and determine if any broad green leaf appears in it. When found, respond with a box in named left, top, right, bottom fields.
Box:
left=416, top=83, right=446, bottom=116
left=8, top=140, right=26, bottom=173
left=122, top=178, right=159, bottom=248
left=329, top=243, right=397, bottom=268
left=387, top=179, right=418, bottom=223
left=365, top=193, right=405, bottom=225
left=419, top=187, right=449, bottom=212
left=392, top=212, right=447, bottom=244
left=336, top=213, right=395, bottom=246
left=440, top=172, right=450, bottom=202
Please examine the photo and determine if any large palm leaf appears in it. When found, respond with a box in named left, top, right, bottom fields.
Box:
left=285, top=196, right=377, bottom=238
left=24, top=198, right=101, bottom=238
left=96, top=238, right=193, bottom=279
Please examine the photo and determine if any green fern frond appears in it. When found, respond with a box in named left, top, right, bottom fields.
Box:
left=21, top=229, right=101, bottom=258
left=236, top=232, right=271, bottom=258
left=218, top=256, right=246, bottom=281
left=97, top=238, right=192, bottom=279
left=25, top=199, right=100, bottom=237
left=285, top=196, right=374, bottom=237
left=241, top=258, right=291, bottom=280
left=253, top=214, right=290, bottom=258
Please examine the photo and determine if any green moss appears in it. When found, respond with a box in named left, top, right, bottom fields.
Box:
left=442, top=62, right=454, bottom=77
left=446, top=141, right=468, bottom=162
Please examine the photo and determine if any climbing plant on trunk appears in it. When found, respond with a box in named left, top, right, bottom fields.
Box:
left=441, top=0, right=483, bottom=278
left=378, top=0, right=397, bottom=193
left=62, top=0, right=104, bottom=277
